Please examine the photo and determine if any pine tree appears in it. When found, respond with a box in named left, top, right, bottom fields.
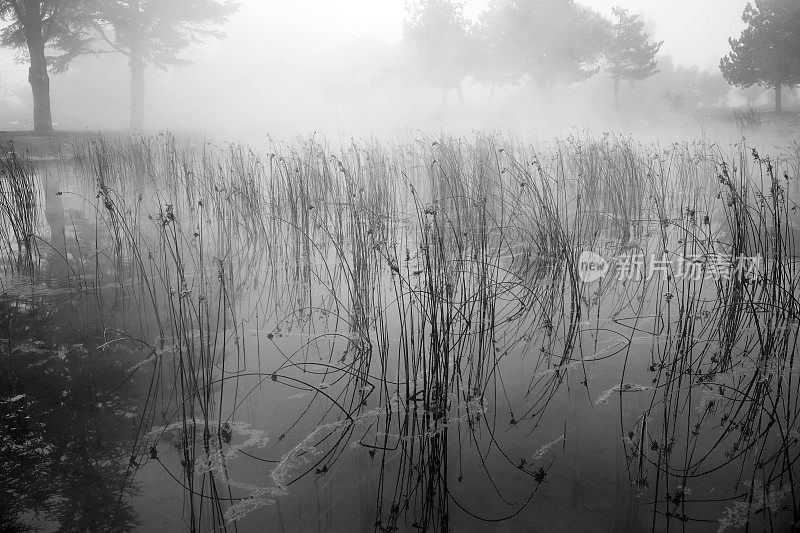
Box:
left=720, top=0, right=800, bottom=112
left=607, top=7, right=662, bottom=110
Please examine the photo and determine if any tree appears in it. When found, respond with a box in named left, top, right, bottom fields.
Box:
left=404, top=0, right=475, bottom=107
left=644, top=58, right=731, bottom=112
left=476, top=0, right=608, bottom=92
left=91, top=0, right=238, bottom=130
left=720, top=0, right=800, bottom=112
left=0, top=1, right=92, bottom=132
left=606, top=7, right=661, bottom=110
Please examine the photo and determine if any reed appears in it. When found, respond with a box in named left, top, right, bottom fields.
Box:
left=2, top=131, right=798, bottom=531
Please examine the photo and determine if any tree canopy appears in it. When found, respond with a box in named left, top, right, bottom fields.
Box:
left=90, top=0, right=238, bottom=129
left=0, top=0, right=93, bottom=131
left=404, top=0, right=475, bottom=105
left=476, top=0, right=608, bottom=90
left=720, top=0, right=800, bottom=112
left=607, top=7, right=661, bottom=108
left=90, top=0, right=237, bottom=68
left=0, top=1, right=92, bottom=68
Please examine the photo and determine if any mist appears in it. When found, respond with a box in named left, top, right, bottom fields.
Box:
left=0, top=0, right=779, bottom=142
left=3, top=2, right=800, bottom=532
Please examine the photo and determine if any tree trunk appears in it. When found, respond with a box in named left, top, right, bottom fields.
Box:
left=775, top=85, right=783, bottom=113
left=456, top=83, right=465, bottom=109
left=614, top=77, right=620, bottom=111
left=130, top=51, right=146, bottom=131
left=441, top=88, right=449, bottom=108
left=27, top=37, right=53, bottom=133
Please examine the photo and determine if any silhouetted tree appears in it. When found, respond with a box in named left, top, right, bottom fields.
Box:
left=647, top=58, right=731, bottom=112
left=0, top=1, right=91, bottom=132
left=476, top=0, right=607, bottom=92
left=720, top=0, right=800, bottom=112
left=404, top=0, right=474, bottom=107
left=91, top=0, right=238, bottom=130
left=606, top=7, right=661, bottom=110
left=472, top=3, right=515, bottom=100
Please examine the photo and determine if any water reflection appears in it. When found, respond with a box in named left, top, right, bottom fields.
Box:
left=1, top=135, right=799, bottom=532
left=0, top=295, right=142, bottom=531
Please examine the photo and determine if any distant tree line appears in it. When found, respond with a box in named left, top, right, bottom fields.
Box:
left=404, top=0, right=662, bottom=109
left=405, top=0, right=800, bottom=113
left=2, top=0, right=796, bottom=133
left=0, top=0, right=238, bottom=132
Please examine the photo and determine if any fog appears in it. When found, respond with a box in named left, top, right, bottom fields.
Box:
left=0, top=0, right=762, bottom=142
left=4, top=2, right=800, bottom=532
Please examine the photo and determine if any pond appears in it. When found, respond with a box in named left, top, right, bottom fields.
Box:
left=1, top=134, right=799, bottom=532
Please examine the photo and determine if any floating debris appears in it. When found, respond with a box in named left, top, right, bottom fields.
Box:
left=595, top=383, right=652, bottom=405
left=531, top=434, right=565, bottom=461
left=717, top=482, right=791, bottom=532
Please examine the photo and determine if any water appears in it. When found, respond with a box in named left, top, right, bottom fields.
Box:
left=1, top=135, right=798, bottom=532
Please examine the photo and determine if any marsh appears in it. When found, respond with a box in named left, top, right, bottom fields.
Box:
left=1, top=1, right=800, bottom=532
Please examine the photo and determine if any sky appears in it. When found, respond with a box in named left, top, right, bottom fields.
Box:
left=0, top=0, right=749, bottom=82
left=576, top=0, right=749, bottom=69
left=0, top=0, right=754, bottom=137
left=217, top=0, right=749, bottom=70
